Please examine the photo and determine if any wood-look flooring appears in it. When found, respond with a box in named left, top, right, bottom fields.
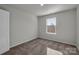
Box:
left=3, top=38, right=79, bottom=55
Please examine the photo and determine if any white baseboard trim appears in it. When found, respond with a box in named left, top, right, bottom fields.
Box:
left=10, top=37, right=37, bottom=48
left=38, top=37, right=76, bottom=46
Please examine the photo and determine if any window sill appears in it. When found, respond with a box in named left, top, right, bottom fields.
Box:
left=46, top=32, right=56, bottom=35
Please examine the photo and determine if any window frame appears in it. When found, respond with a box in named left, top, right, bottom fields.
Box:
left=46, top=17, right=56, bottom=34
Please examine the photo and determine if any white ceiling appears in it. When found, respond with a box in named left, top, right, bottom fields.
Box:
left=7, top=4, right=77, bottom=16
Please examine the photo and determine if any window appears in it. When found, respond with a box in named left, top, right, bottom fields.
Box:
left=46, top=17, right=56, bottom=34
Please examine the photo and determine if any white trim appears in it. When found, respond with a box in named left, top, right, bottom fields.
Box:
left=46, top=17, right=56, bottom=34
left=46, top=32, right=56, bottom=34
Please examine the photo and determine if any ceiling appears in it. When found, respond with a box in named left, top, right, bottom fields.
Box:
left=6, top=4, right=77, bottom=16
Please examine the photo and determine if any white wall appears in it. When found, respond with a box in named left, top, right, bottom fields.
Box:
left=0, top=5, right=38, bottom=47
left=38, top=9, right=76, bottom=45
left=77, top=5, right=79, bottom=49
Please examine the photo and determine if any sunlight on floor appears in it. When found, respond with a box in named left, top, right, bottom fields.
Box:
left=47, top=47, right=63, bottom=55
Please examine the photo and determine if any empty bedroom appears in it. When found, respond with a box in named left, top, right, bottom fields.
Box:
left=0, top=4, right=79, bottom=55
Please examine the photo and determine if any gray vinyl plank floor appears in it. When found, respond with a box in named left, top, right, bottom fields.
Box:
left=3, top=38, right=79, bottom=55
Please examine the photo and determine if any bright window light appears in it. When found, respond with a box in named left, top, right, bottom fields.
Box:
left=46, top=17, right=56, bottom=34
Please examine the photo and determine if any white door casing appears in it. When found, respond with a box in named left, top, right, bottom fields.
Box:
left=0, top=9, right=9, bottom=54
